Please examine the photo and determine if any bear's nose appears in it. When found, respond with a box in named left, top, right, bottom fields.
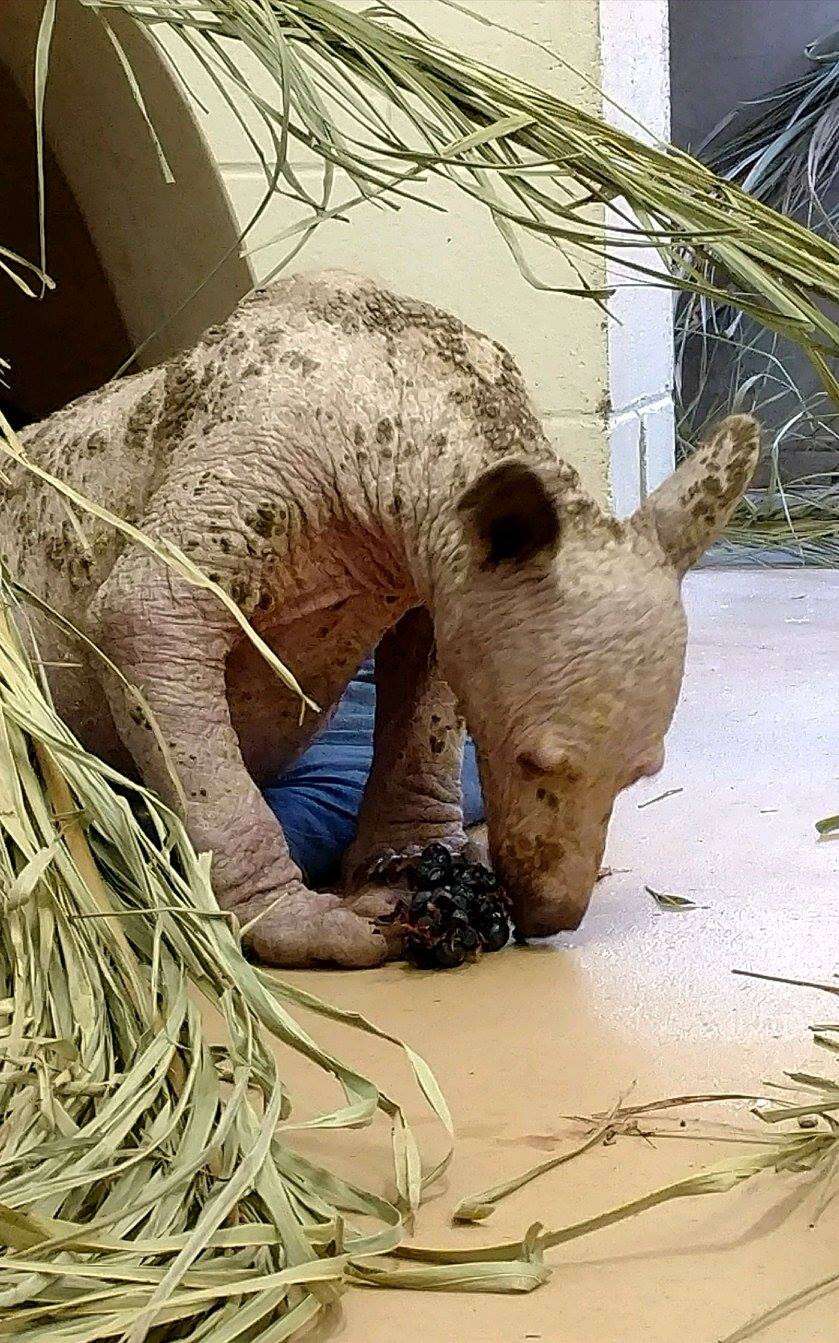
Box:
left=513, top=885, right=592, bottom=937
left=500, top=836, right=604, bottom=939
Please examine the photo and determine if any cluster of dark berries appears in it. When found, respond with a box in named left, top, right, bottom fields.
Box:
left=377, top=842, right=512, bottom=969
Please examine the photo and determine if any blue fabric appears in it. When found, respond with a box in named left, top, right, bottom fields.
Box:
left=262, top=659, right=484, bottom=886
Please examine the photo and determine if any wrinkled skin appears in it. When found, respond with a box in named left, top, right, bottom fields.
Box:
left=1, top=270, right=759, bottom=966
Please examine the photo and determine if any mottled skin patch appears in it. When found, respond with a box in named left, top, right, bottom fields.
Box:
left=3, top=270, right=759, bottom=966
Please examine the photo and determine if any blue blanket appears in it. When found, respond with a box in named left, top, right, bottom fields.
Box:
left=262, top=660, right=484, bottom=885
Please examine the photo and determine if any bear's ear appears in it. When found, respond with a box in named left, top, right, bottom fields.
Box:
left=633, top=415, right=760, bottom=574
left=457, top=459, right=560, bottom=568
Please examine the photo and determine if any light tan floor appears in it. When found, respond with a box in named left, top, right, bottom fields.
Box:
left=269, top=569, right=839, bottom=1343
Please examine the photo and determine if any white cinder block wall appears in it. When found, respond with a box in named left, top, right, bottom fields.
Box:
left=600, top=0, right=676, bottom=513
left=166, top=0, right=674, bottom=507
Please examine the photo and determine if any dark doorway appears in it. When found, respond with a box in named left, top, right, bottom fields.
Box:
left=0, top=64, right=132, bottom=429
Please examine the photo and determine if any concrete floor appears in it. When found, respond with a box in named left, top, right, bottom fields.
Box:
left=271, top=570, right=839, bottom=1343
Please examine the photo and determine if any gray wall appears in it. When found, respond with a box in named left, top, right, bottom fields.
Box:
left=669, top=0, right=839, bottom=462
left=670, top=0, right=838, bottom=151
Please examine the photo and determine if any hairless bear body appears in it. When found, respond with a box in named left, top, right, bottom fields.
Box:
left=4, top=270, right=759, bottom=965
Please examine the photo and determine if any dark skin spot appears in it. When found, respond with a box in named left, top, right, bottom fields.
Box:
left=124, top=386, right=160, bottom=456
left=376, top=417, right=394, bottom=445
left=246, top=502, right=276, bottom=538
left=534, top=840, right=565, bottom=872
left=149, top=354, right=220, bottom=460
left=354, top=424, right=365, bottom=447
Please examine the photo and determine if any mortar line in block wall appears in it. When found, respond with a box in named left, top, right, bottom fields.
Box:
left=638, top=415, right=648, bottom=501
left=609, top=392, right=674, bottom=426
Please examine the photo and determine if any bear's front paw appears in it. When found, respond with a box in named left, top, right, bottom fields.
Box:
left=239, top=883, right=390, bottom=968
